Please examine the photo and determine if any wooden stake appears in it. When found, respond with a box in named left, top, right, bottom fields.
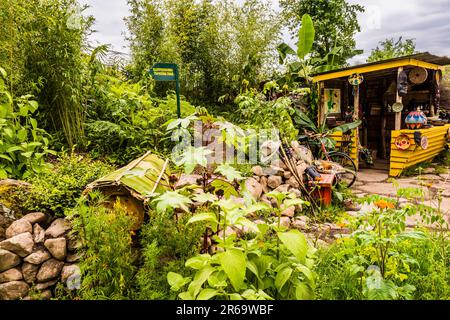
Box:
left=395, top=67, right=403, bottom=130
left=318, top=82, right=325, bottom=126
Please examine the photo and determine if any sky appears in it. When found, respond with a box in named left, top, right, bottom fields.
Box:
left=79, top=0, right=450, bottom=65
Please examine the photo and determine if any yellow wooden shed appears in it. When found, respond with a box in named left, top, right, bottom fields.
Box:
left=312, top=52, right=450, bottom=176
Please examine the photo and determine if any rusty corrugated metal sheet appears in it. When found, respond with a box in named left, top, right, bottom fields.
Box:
left=84, top=151, right=171, bottom=201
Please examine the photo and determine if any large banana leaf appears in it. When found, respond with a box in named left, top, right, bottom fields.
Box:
left=297, top=14, right=315, bottom=60
left=277, top=43, right=296, bottom=64
left=330, top=120, right=362, bottom=134
left=294, top=110, right=318, bottom=133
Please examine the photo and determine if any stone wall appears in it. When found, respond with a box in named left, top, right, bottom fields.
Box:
left=0, top=213, right=80, bottom=300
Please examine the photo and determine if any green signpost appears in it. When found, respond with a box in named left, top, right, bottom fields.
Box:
left=149, top=63, right=181, bottom=119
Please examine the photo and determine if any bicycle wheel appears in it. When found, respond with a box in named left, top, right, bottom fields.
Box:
left=325, top=151, right=357, bottom=188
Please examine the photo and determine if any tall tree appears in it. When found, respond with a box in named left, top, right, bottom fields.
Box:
left=125, top=0, right=165, bottom=78
left=367, top=37, right=416, bottom=63
left=0, top=0, right=93, bottom=147
left=125, top=0, right=280, bottom=104
left=280, top=0, right=364, bottom=65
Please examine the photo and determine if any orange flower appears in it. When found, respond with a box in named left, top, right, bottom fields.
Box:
left=374, top=199, right=395, bottom=210
left=336, top=222, right=347, bottom=229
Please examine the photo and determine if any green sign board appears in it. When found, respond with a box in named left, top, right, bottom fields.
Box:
left=149, top=63, right=181, bottom=119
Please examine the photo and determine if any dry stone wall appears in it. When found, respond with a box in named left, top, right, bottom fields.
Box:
left=0, top=212, right=80, bottom=300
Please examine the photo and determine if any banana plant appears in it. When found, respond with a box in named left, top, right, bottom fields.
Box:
left=294, top=109, right=362, bottom=150
left=277, top=14, right=344, bottom=86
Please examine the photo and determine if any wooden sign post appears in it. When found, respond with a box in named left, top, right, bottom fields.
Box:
left=149, top=63, right=181, bottom=119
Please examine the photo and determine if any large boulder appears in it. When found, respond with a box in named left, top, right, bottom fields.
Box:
left=245, top=178, right=263, bottom=199
left=0, top=212, right=15, bottom=241
left=0, top=249, right=20, bottom=272
left=174, top=174, right=202, bottom=189
left=281, top=206, right=295, bottom=218
left=21, top=212, right=47, bottom=225
left=61, top=264, right=81, bottom=283
left=33, top=224, right=45, bottom=244
left=35, top=279, right=58, bottom=291
left=274, top=184, right=290, bottom=193
left=267, top=176, right=282, bottom=189
left=0, top=268, right=23, bottom=283
left=36, top=259, right=64, bottom=282
left=5, top=219, right=32, bottom=239
left=0, top=281, right=29, bottom=300
left=22, top=262, right=39, bottom=284
left=0, top=232, right=34, bottom=257
left=45, top=218, right=71, bottom=238
left=44, top=238, right=67, bottom=260
left=24, top=249, right=51, bottom=265
left=66, top=252, right=81, bottom=263
left=251, top=166, right=264, bottom=176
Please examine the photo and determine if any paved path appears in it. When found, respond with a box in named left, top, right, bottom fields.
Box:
left=352, top=168, right=450, bottom=228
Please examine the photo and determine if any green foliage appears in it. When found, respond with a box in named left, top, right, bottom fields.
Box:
left=295, top=110, right=361, bottom=150
left=316, top=192, right=449, bottom=300
left=84, top=69, right=196, bottom=164
left=125, top=0, right=280, bottom=104
left=169, top=189, right=315, bottom=300
left=367, top=37, right=416, bottom=63
left=277, top=14, right=347, bottom=87
left=0, top=0, right=94, bottom=147
left=280, top=0, right=365, bottom=64
left=296, top=14, right=315, bottom=60
left=233, top=90, right=298, bottom=141
left=0, top=70, right=54, bottom=179
left=168, top=226, right=316, bottom=300
left=69, top=194, right=137, bottom=300
left=20, top=152, right=113, bottom=216
left=134, top=203, right=205, bottom=299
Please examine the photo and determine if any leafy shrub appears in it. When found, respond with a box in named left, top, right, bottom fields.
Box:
left=398, top=232, right=450, bottom=300
left=69, top=194, right=137, bottom=300
left=0, top=67, right=54, bottom=179
left=315, top=192, right=450, bottom=300
left=134, top=208, right=205, bottom=300
left=84, top=70, right=196, bottom=165
left=166, top=192, right=316, bottom=300
left=19, top=152, right=113, bottom=216
left=232, top=89, right=298, bottom=141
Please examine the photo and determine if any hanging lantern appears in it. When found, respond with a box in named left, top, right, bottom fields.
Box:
left=348, top=73, right=364, bottom=86
left=405, top=108, right=427, bottom=129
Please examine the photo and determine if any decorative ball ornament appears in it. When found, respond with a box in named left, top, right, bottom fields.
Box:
left=392, top=102, right=404, bottom=113
left=395, top=134, right=411, bottom=150
left=405, top=109, right=427, bottom=129
left=408, top=67, right=428, bottom=84
left=348, top=73, right=364, bottom=86
left=420, top=136, right=429, bottom=150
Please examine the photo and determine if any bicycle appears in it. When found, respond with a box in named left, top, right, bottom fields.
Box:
left=299, top=131, right=358, bottom=188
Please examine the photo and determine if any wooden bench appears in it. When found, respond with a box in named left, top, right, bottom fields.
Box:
left=308, top=173, right=336, bottom=206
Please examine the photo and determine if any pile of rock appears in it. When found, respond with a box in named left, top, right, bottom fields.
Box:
left=0, top=213, right=80, bottom=300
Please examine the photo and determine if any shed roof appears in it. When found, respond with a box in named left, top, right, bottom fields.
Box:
left=313, top=52, right=450, bottom=83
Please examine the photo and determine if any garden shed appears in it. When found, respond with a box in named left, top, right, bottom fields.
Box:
left=313, top=52, right=450, bottom=176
